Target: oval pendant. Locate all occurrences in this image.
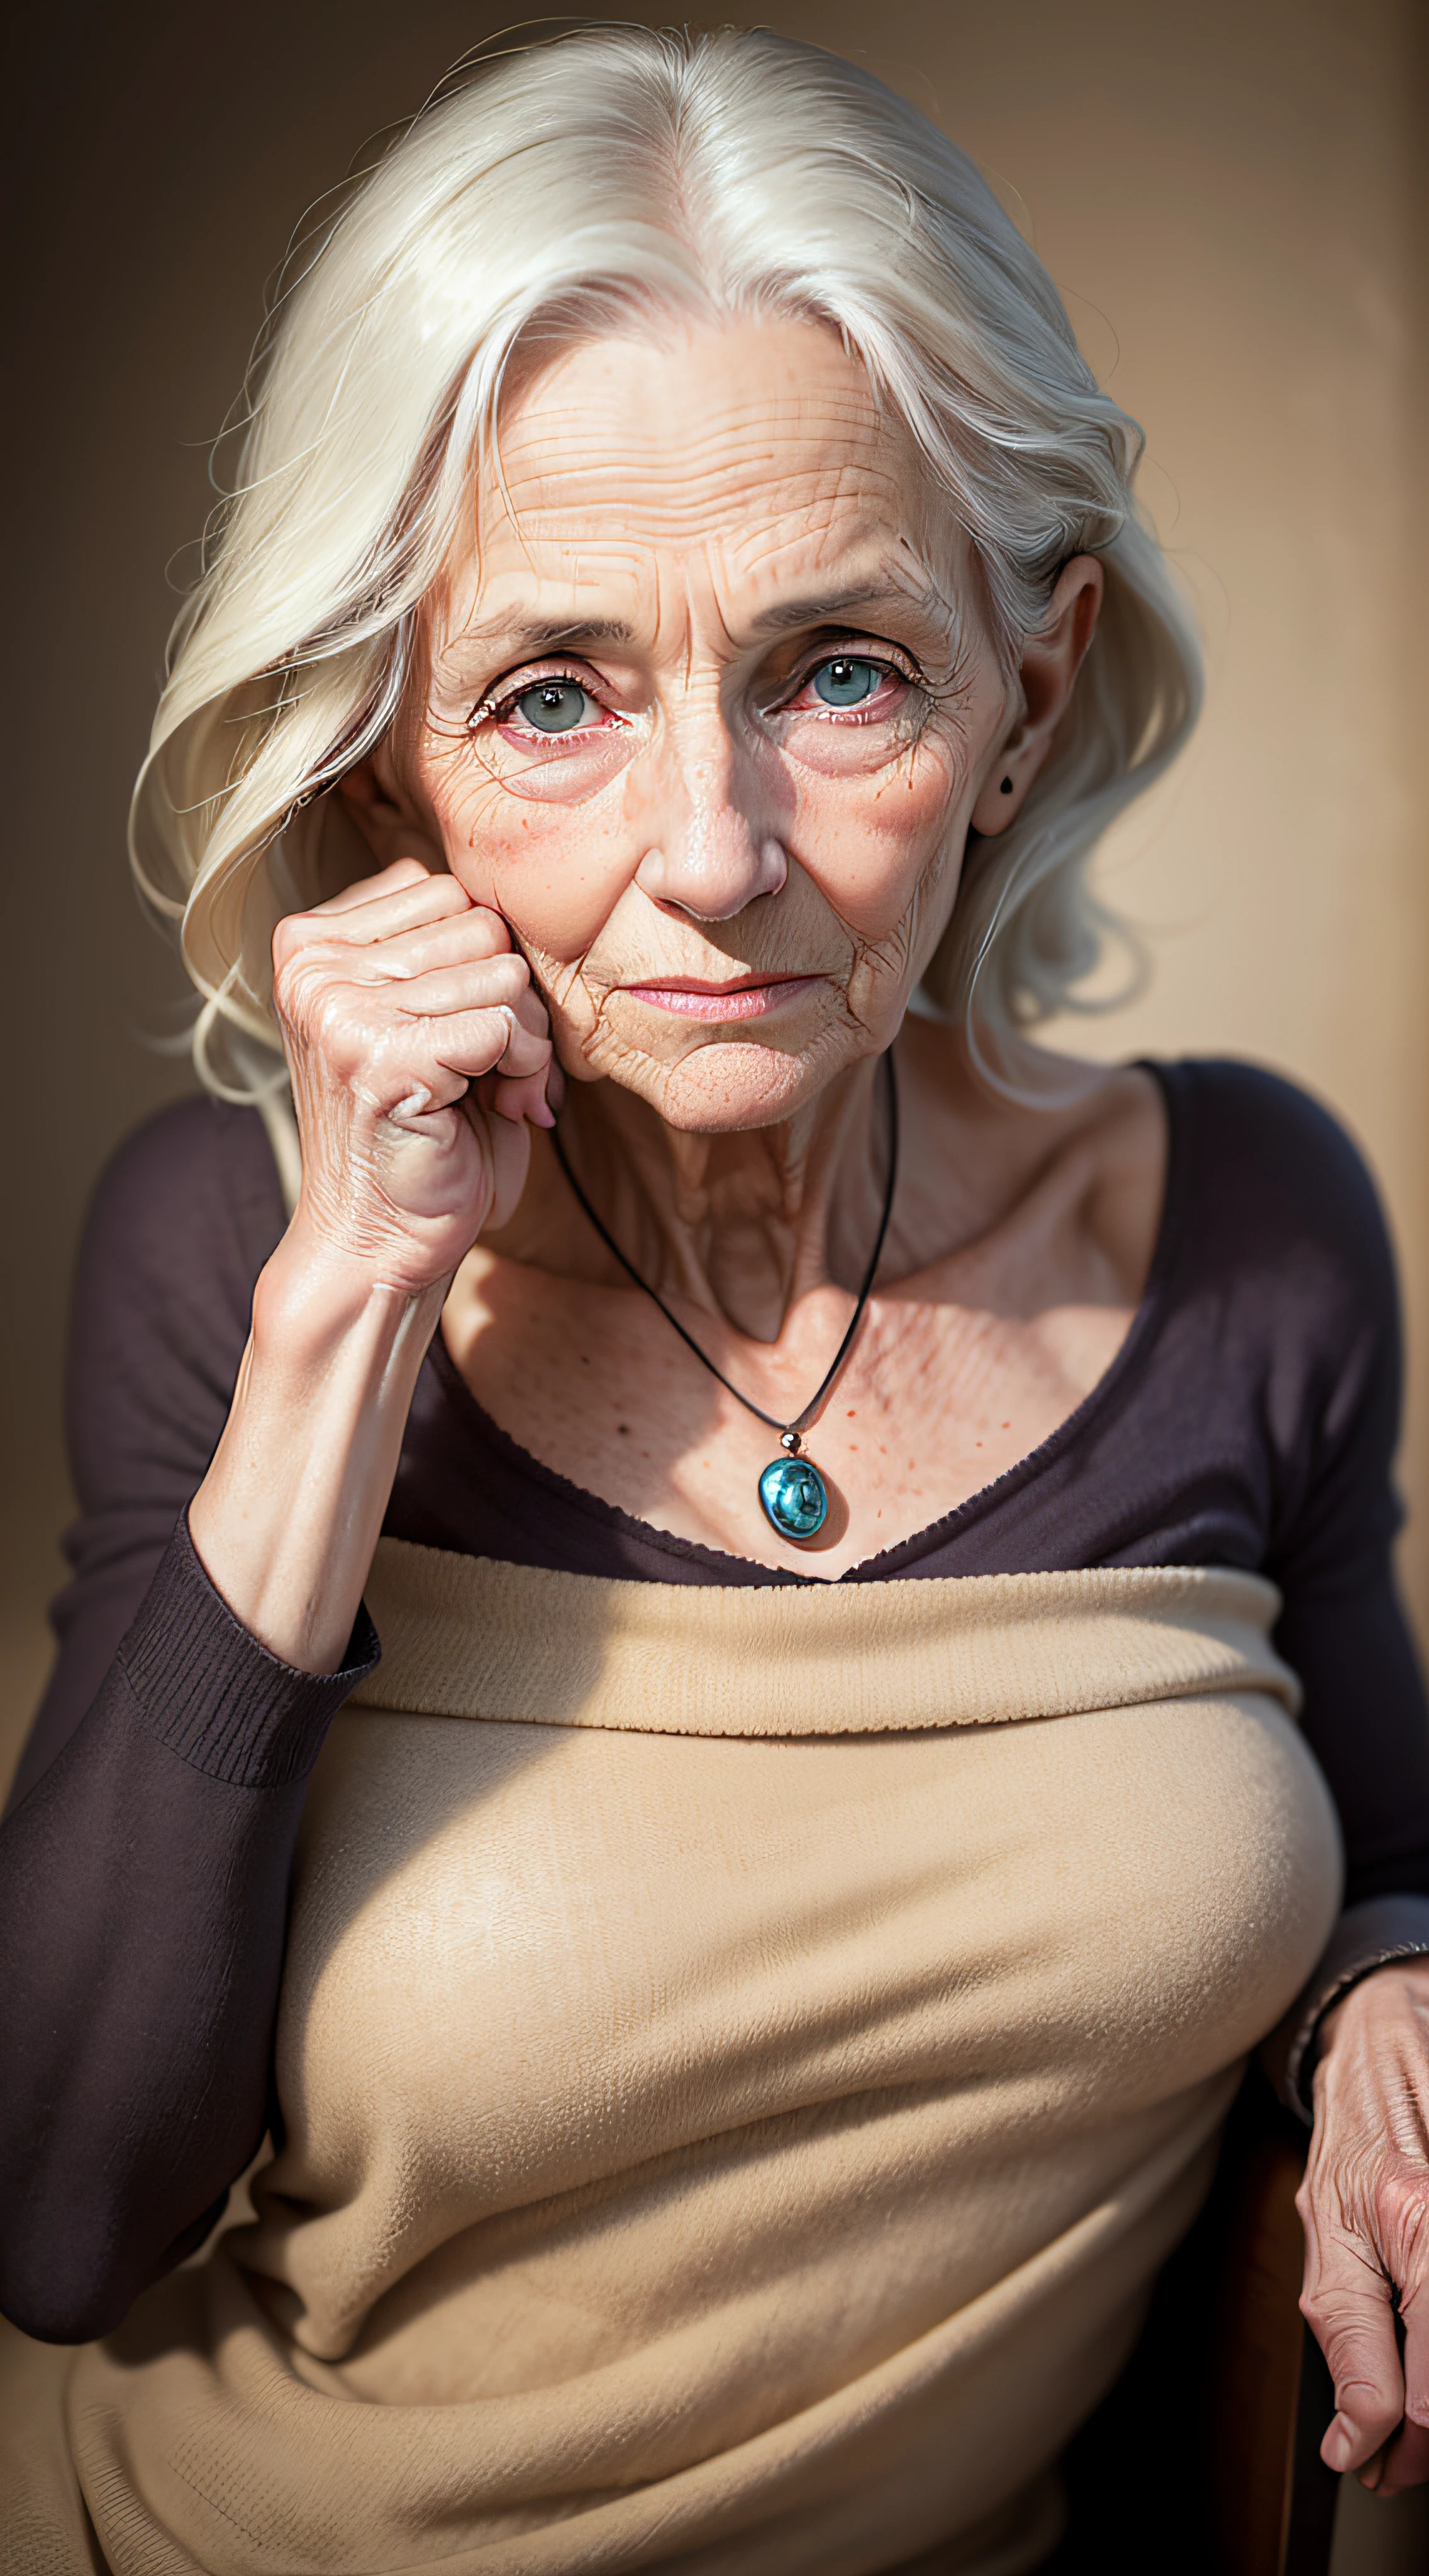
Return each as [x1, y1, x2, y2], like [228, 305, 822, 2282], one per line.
[758, 1453, 830, 1542]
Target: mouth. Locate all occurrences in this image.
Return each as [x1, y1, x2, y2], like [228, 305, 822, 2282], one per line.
[619, 974, 822, 1023]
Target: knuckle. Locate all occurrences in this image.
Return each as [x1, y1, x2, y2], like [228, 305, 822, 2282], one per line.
[1374, 2170, 1429, 2238]
[310, 982, 357, 1052]
[1299, 2279, 1382, 2350]
[1299, 2284, 1344, 2340]
[270, 952, 309, 1027]
[272, 906, 325, 967]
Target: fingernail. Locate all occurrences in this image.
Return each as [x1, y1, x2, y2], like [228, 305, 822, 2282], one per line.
[530, 1102, 555, 1129]
[1323, 2417, 1355, 2472]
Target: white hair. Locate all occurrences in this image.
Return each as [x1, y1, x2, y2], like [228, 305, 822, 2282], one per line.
[132, 22, 1201, 1108]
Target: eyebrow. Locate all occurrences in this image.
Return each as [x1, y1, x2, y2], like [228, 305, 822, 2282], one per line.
[747, 586, 898, 636]
[449, 586, 916, 669]
[464, 615, 638, 657]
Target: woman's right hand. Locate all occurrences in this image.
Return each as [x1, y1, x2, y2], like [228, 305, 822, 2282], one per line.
[188, 858, 556, 1673]
[272, 857, 556, 1294]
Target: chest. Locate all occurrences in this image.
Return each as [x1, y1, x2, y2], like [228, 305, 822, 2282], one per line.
[253, 1675, 1339, 2370]
[442, 1274, 1136, 1575]
[239, 1552, 1340, 2396]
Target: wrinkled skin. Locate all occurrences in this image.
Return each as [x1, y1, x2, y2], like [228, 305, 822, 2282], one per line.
[323, 319, 1095, 1321]
[196, 314, 1429, 2488]
[270, 866, 554, 1289]
[1300, 1962, 1429, 2489]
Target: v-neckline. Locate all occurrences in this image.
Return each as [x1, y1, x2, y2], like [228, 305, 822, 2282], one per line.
[427, 1060, 1187, 1587]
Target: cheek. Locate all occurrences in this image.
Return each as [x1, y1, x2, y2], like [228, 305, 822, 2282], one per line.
[426, 760, 638, 962]
[786, 744, 962, 943]
[417, 721, 965, 964]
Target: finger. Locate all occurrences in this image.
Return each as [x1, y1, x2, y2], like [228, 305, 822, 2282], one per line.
[312, 857, 435, 914]
[482, 1097, 536, 1235]
[350, 1004, 543, 1128]
[345, 909, 516, 982]
[377, 955, 538, 1026]
[293, 872, 478, 948]
[1378, 2270, 1429, 2492]
[1301, 2252, 1407, 2472]
[404, 975, 547, 1045]
[1375, 2409, 1429, 2494]
[274, 890, 474, 994]
[478, 1067, 557, 1130]
[426, 1006, 552, 1087]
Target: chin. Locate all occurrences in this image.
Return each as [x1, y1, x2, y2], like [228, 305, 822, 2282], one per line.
[643, 1035, 857, 1132]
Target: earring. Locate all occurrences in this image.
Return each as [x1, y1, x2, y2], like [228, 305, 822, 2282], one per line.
[999, 775, 1014, 795]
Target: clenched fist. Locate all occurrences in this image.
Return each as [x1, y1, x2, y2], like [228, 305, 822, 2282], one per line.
[272, 858, 556, 1294]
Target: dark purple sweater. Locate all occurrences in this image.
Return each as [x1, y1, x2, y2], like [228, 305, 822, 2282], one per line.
[3, 1058, 1428, 2343]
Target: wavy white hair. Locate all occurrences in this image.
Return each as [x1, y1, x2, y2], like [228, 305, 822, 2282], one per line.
[132, 21, 1201, 1113]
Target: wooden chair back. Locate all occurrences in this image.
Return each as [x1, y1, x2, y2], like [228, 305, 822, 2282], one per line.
[1045, 2074, 1337, 2573]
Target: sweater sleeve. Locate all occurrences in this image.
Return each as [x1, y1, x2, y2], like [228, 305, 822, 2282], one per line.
[1233, 1070, 1429, 2108]
[0, 1101, 379, 2342]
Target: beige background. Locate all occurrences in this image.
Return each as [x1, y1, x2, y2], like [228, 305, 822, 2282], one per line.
[8, 0, 1426, 1705]
[4, 8, 1426, 2552]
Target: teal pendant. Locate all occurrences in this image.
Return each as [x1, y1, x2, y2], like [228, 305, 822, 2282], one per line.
[758, 1452, 829, 1543]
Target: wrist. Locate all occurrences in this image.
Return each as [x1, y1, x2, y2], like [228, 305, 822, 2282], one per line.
[191, 1236, 443, 1674]
[252, 1224, 448, 1370]
[1316, 1957, 1429, 2063]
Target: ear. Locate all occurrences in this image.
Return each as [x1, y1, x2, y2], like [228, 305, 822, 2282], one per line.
[970, 553, 1105, 836]
[335, 740, 448, 875]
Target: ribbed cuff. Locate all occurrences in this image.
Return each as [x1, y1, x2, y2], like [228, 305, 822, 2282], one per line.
[114, 1515, 381, 1790]
[1261, 1891, 1429, 2121]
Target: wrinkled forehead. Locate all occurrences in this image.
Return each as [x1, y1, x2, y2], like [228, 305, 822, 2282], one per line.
[438, 313, 962, 635]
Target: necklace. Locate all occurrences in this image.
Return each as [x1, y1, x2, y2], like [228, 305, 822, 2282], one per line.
[548, 1053, 899, 1545]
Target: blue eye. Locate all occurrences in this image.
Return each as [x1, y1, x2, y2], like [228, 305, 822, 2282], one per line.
[515, 680, 596, 733]
[811, 656, 885, 708]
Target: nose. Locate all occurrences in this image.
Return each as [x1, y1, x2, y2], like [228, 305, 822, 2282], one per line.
[633, 723, 787, 922]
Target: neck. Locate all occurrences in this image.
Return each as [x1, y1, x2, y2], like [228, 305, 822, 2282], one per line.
[490, 1050, 892, 1345]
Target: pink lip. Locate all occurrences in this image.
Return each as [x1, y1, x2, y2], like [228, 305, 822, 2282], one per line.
[621, 975, 820, 1021]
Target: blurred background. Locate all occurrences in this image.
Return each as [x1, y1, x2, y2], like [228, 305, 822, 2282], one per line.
[4, 7, 1427, 2552]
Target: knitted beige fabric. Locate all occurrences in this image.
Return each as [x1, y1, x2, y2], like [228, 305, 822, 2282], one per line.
[37, 1550, 1342, 2574]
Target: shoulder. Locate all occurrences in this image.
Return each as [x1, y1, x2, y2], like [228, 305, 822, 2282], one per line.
[85, 1092, 284, 1228]
[79, 1096, 286, 1302]
[1155, 1058, 1402, 1455]
[1160, 1057, 1396, 1294]
[1164, 1056, 1383, 1196]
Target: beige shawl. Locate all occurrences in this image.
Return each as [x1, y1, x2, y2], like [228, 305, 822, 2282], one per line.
[8, 1550, 1341, 2575]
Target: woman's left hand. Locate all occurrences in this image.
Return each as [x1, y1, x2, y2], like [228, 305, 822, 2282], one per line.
[1298, 1958, 1429, 2491]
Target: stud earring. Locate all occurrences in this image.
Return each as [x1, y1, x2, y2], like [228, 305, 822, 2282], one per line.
[999, 776, 1014, 795]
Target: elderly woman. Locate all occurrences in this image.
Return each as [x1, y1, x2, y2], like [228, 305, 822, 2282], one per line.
[2, 26, 1426, 2574]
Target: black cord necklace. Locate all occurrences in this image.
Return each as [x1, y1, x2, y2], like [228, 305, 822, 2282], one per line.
[548, 1053, 899, 1545]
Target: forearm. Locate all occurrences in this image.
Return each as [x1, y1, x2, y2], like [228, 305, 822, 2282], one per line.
[0, 1524, 376, 2340]
[189, 1228, 447, 1673]
[187, 860, 549, 1671]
